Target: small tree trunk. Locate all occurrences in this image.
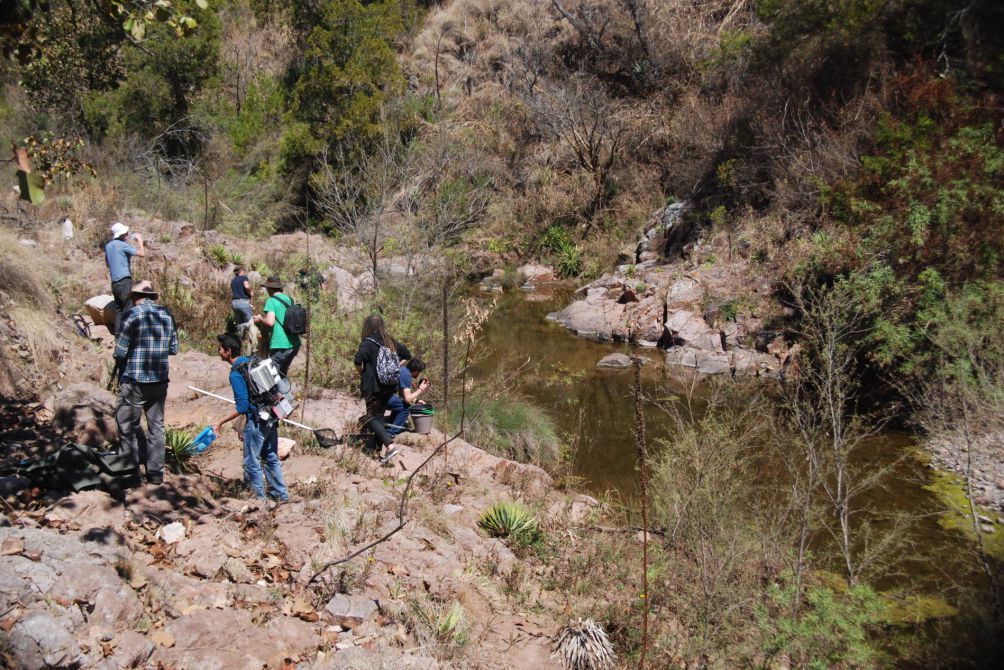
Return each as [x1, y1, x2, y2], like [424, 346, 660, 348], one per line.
[442, 279, 450, 414]
[632, 358, 650, 669]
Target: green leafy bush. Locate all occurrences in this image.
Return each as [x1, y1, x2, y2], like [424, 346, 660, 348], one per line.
[478, 501, 541, 545]
[756, 581, 885, 670]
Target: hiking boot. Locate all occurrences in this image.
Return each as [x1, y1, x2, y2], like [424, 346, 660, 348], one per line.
[379, 447, 401, 465]
[146, 472, 163, 485]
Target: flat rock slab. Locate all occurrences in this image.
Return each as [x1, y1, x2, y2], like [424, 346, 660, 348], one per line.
[156, 608, 318, 670]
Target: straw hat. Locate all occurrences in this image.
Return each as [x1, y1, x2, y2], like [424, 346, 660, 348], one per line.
[110, 222, 129, 239]
[262, 275, 283, 289]
[129, 280, 159, 300]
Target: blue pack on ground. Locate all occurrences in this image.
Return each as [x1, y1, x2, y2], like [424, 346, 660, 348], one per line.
[190, 426, 217, 454]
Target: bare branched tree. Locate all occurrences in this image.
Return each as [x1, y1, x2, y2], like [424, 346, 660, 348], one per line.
[312, 123, 410, 289]
[414, 131, 495, 250]
[785, 280, 891, 586]
[219, 2, 293, 116]
[527, 75, 646, 222]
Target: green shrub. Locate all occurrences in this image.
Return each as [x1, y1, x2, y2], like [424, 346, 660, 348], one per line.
[540, 225, 572, 254]
[208, 244, 229, 268]
[756, 581, 885, 670]
[557, 245, 582, 277]
[478, 501, 541, 545]
[228, 250, 244, 266]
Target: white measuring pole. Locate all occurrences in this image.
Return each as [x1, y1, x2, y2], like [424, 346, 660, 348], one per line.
[187, 385, 316, 432]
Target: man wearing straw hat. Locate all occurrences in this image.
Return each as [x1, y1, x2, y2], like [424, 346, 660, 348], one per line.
[104, 221, 145, 335]
[253, 275, 300, 376]
[113, 281, 178, 486]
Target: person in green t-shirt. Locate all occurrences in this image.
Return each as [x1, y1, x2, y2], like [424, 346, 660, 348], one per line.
[253, 275, 300, 376]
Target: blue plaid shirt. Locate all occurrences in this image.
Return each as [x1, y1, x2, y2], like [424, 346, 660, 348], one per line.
[114, 301, 179, 383]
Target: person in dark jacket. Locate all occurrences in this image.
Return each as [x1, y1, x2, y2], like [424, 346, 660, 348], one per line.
[353, 314, 411, 464]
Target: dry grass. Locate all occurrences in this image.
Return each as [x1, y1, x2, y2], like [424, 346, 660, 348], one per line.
[0, 228, 54, 310]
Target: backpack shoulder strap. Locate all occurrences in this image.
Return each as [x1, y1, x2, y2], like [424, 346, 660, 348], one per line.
[275, 294, 292, 308]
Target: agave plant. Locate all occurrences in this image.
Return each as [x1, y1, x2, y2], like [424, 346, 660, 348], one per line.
[437, 601, 467, 646]
[553, 618, 615, 670]
[165, 427, 196, 470]
[229, 250, 244, 266]
[208, 244, 229, 268]
[477, 501, 540, 544]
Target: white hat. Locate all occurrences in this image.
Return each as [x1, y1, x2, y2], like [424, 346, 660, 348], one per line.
[110, 222, 129, 239]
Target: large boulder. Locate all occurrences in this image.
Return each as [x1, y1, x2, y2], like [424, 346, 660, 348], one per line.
[45, 383, 118, 447]
[519, 264, 556, 284]
[665, 309, 722, 351]
[547, 288, 627, 341]
[7, 611, 84, 670]
[84, 295, 116, 329]
[635, 202, 690, 262]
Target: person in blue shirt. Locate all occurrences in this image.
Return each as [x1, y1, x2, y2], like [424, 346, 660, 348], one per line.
[104, 222, 145, 335]
[211, 332, 288, 502]
[386, 358, 430, 439]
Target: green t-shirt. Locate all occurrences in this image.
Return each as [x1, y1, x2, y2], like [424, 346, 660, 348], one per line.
[264, 293, 301, 350]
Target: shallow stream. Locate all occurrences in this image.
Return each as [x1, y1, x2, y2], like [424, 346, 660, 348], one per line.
[469, 285, 1001, 666]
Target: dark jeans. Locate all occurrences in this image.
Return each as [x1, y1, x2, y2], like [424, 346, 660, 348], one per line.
[111, 276, 133, 336]
[364, 390, 396, 448]
[269, 346, 299, 377]
[116, 380, 167, 479]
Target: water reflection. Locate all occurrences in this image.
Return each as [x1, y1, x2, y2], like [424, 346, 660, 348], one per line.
[471, 285, 1002, 666]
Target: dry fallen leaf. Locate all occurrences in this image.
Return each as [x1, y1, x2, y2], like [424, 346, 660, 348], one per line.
[0, 538, 24, 556]
[291, 598, 313, 614]
[280, 658, 297, 670]
[0, 612, 19, 632]
[296, 611, 320, 623]
[151, 630, 175, 648]
[129, 573, 147, 590]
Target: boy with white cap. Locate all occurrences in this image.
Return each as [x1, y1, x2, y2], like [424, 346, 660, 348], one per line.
[105, 221, 145, 335]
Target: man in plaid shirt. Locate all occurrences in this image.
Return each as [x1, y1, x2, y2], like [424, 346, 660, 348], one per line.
[114, 281, 179, 485]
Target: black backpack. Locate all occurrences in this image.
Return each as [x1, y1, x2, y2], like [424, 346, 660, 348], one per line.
[276, 295, 308, 335]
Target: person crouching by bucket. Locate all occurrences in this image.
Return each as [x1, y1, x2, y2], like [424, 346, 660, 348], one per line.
[387, 357, 431, 439]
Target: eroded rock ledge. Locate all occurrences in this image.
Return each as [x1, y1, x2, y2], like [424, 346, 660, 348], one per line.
[547, 205, 797, 377]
